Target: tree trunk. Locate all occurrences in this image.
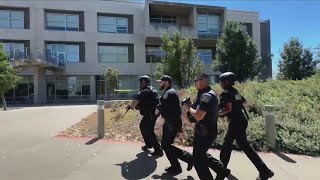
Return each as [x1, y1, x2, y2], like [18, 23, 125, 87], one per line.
[1, 93, 7, 111]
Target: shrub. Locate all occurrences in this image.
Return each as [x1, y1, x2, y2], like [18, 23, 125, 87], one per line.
[175, 74, 320, 156]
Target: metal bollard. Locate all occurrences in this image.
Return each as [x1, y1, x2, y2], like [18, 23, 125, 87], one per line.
[97, 100, 105, 139]
[264, 105, 276, 148]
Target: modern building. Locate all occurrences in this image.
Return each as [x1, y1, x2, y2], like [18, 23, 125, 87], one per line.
[0, 0, 271, 104]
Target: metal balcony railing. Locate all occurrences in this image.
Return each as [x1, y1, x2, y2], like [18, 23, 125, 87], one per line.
[197, 31, 221, 39]
[148, 24, 197, 37]
[8, 47, 65, 67]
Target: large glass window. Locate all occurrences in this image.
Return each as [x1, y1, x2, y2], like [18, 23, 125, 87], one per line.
[4, 76, 33, 102]
[196, 49, 213, 65]
[2, 43, 25, 60]
[46, 44, 80, 64]
[47, 76, 90, 101]
[0, 10, 24, 29]
[150, 15, 177, 25]
[46, 13, 79, 31]
[197, 13, 220, 37]
[146, 47, 165, 63]
[98, 45, 129, 63]
[95, 75, 138, 100]
[98, 16, 128, 33]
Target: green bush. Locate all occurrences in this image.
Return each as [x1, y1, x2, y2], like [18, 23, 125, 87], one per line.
[173, 74, 320, 156]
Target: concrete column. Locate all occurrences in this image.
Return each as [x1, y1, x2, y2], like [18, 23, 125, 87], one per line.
[264, 105, 276, 148]
[90, 75, 96, 102]
[34, 67, 47, 104]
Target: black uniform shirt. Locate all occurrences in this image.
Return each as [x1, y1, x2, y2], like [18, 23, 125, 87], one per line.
[135, 86, 158, 115]
[158, 87, 181, 122]
[190, 86, 219, 136]
[219, 87, 247, 123]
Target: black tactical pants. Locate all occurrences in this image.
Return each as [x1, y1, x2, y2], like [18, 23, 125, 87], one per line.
[161, 120, 190, 168]
[220, 120, 271, 174]
[140, 113, 161, 151]
[193, 124, 226, 180]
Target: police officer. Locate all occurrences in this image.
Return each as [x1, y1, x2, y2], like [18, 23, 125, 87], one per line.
[218, 72, 274, 180]
[128, 75, 163, 156]
[182, 73, 230, 180]
[156, 75, 186, 174]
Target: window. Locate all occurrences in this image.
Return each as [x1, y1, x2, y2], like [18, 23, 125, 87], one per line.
[146, 47, 165, 63]
[46, 13, 79, 31]
[242, 23, 253, 37]
[150, 15, 177, 25]
[196, 49, 213, 65]
[0, 10, 24, 29]
[98, 16, 128, 34]
[98, 45, 129, 63]
[197, 13, 220, 37]
[2, 43, 25, 60]
[46, 44, 80, 64]
[118, 75, 139, 90]
[47, 76, 90, 101]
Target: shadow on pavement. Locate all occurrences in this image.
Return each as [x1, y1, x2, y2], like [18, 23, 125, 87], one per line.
[85, 137, 100, 145]
[273, 151, 297, 163]
[152, 173, 195, 180]
[115, 152, 157, 179]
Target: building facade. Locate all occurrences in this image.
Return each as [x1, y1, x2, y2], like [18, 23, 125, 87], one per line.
[0, 0, 271, 104]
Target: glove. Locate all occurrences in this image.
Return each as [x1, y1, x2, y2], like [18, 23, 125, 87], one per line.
[187, 111, 197, 123]
[126, 104, 132, 110]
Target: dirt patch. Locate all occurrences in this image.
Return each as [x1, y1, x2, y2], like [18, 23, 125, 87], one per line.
[57, 103, 197, 146]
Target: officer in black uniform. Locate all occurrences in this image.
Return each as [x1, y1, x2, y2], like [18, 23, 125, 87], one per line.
[182, 73, 230, 180]
[156, 75, 186, 174]
[218, 72, 274, 180]
[128, 75, 163, 156]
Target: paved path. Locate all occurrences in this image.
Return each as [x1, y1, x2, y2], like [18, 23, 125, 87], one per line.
[0, 106, 319, 180]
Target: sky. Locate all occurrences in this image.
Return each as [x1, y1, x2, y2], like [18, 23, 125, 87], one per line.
[137, 0, 320, 76]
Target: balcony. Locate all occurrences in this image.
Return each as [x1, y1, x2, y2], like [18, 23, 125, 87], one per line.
[8, 48, 65, 70]
[147, 24, 197, 38]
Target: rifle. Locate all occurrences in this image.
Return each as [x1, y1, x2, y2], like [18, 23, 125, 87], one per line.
[118, 90, 140, 121]
[120, 106, 131, 120]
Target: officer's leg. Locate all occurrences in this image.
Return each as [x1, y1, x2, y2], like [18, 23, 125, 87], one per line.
[219, 128, 236, 167]
[161, 123, 181, 169]
[147, 114, 161, 151]
[235, 129, 271, 174]
[139, 116, 151, 148]
[192, 135, 214, 180]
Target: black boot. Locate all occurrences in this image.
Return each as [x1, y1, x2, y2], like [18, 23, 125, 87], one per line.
[256, 170, 274, 180]
[141, 145, 152, 151]
[165, 166, 182, 174]
[216, 168, 231, 180]
[151, 149, 164, 157]
[187, 162, 193, 171]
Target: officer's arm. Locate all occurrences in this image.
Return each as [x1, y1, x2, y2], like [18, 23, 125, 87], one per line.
[158, 91, 170, 118]
[189, 108, 206, 121]
[130, 99, 140, 109]
[188, 94, 212, 121]
[218, 103, 232, 116]
[218, 93, 233, 116]
[129, 91, 142, 109]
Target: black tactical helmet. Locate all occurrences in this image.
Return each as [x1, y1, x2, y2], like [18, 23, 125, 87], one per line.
[219, 72, 237, 84]
[139, 75, 151, 84]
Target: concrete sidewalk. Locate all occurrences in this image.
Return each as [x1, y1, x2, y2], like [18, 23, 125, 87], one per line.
[0, 105, 319, 180]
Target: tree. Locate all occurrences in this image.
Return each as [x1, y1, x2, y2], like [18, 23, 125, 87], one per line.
[156, 32, 204, 88]
[0, 43, 21, 111]
[213, 21, 262, 82]
[102, 67, 118, 95]
[278, 38, 319, 80]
